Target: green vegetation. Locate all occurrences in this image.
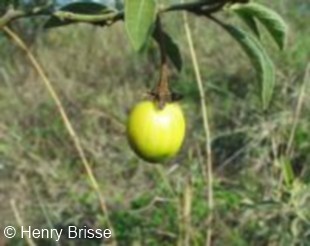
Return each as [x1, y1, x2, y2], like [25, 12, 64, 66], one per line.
[0, 0, 309, 245]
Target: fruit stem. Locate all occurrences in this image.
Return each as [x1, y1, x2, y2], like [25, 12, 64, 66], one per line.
[152, 17, 172, 109]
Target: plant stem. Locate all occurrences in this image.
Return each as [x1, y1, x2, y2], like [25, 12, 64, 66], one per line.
[286, 63, 310, 156]
[163, 1, 223, 13]
[182, 10, 214, 246]
[3, 27, 117, 246]
[152, 17, 171, 108]
[11, 200, 36, 246]
[0, 5, 52, 28]
[0, 1, 228, 29]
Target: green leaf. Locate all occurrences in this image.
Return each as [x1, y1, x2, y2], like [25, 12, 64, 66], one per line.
[279, 156, 294, 187]
[54, 0, 118, 9]
[222, 24, 275, 109]
[153, 30, 183, 72]
[234, 11, 260, 38]
[231, 3, 288, 50]
[125, 0, 157, 51]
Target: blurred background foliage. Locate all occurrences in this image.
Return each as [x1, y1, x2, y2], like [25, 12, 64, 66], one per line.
[0, 0, 310, 245]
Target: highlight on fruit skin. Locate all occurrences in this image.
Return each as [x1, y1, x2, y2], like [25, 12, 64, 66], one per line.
[126, 100, 186, 163]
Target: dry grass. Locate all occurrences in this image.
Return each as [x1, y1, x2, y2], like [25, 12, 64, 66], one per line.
[0, 0, 310, 245]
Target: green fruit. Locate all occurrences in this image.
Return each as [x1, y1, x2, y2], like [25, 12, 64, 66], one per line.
[126, 100, 186, 163]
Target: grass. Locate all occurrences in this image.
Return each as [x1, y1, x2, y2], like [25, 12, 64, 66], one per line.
[0, 0, 310, 245]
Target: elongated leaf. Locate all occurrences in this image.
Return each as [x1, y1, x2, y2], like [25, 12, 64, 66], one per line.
[53, 0, 118, 9]
[223, 24, 275, 109]
[280, 156, 294, 187]
[231, 3, 288, 50]
[125, 0, 157, 51]
[153, 30, 183, 72]
[234, 11, 260, 38]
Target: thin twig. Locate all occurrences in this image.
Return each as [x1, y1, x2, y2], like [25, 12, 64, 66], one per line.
[182, 10, 214, 246]
[152, 17, 172, 108]
[182, 178, 192, 246]
[3, 27, 117, 245]
[286, 63, 310, 156]
[11, 199, 36, 246]
[0, 5, 52, 28]
[0, 1, 228, 28]
[32, 183, 61, 246]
